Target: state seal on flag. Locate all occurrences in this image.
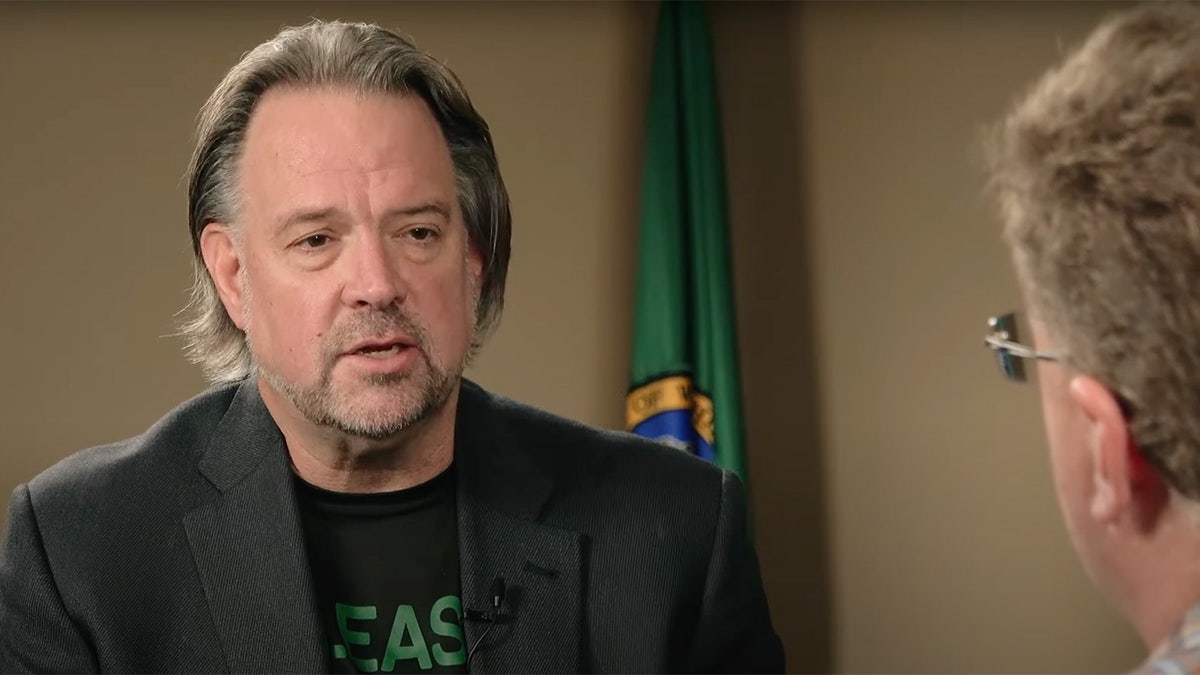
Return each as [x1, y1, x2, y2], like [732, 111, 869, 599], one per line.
[625, 374, 715, 461]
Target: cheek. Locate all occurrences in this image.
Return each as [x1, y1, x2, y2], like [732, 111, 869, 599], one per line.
[244, 271, 331, 362]
[1039, 375, 1073, 474]
[1037, 372, 1092, 524]
[413, 268, 477, 345]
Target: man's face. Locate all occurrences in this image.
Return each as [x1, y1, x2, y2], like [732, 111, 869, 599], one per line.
[228, 86, 481, 439]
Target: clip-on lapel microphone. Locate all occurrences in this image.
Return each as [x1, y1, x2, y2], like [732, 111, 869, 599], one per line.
[465, 577, 506, 666]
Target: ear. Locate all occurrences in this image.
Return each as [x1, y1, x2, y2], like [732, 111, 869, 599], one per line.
[466, 239, 484, 300]
[1070, 375, 1168, 527]
[199, 223, 248, 330]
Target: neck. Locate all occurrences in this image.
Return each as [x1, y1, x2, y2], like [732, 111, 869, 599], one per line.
[1120, 506, 1200, 654]
[258, 377, 460, 493]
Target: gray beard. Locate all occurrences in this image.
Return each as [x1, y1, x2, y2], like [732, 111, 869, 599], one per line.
[259, 357, 459, 440]
[240, 262, 480, 440]
[251, 305, 465, 440]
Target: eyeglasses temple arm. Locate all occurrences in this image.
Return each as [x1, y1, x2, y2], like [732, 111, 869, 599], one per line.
[984, 336, 1058, 361]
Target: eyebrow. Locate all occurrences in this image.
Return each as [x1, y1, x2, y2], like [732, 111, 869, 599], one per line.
[383, 202, 452, 222]
[273, 202, 452, 236]
[274, 207, 340, 236]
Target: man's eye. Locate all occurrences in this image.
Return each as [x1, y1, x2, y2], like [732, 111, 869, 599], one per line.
[299, 234, 330, 248]
[408, 227, 435, 242]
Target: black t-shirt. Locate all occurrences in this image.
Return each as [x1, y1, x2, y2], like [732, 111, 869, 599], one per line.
[295, 465, 466, 674]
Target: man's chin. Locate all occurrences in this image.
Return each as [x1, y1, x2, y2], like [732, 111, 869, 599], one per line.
[324, 417, 418, 441]
[323, 384, 454, 438]
[260, 361, 462, 440]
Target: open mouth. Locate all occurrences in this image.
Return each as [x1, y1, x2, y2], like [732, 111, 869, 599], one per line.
[352, 342, 409, 358]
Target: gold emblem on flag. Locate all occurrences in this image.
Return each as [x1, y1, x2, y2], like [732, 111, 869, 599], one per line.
[625, 374, 715, 445]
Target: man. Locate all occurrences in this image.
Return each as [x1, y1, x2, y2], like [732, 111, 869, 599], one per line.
[984, 3, 1200, 672]
[0, 20, 783, 674]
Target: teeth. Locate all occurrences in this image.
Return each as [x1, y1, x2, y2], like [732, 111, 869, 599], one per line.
[356, 344, 402, 357]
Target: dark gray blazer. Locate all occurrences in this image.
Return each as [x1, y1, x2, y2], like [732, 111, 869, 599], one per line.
[0, 379, 784, 673]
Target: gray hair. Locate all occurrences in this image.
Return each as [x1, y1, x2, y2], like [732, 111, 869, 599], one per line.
[179, 19, 512, 382]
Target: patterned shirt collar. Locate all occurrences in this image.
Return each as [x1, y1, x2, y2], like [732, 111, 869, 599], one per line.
[1138, 603, 1200, 675]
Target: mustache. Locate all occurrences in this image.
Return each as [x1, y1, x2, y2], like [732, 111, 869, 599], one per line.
[323, 308, 430, 357]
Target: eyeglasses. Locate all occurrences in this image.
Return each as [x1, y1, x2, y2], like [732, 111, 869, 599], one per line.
[983, 311, 1059, 383]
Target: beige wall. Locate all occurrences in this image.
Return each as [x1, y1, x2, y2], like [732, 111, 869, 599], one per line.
[0, 2, 1147, 672]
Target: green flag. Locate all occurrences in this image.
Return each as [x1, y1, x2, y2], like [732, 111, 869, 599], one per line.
[626, 0, 746, 482]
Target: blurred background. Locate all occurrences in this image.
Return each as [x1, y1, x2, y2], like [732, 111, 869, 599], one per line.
[0, 1, 1144, 672]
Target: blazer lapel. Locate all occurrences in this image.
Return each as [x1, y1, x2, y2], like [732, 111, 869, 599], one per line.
[183, 380, 325, 674]
[455, 382, 585, 674]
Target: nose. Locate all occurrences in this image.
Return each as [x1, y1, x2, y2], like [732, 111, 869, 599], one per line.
[342, 233, 407, 309]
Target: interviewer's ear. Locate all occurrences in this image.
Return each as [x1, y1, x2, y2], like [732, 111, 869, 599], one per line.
[1069, 375, 1167, 527]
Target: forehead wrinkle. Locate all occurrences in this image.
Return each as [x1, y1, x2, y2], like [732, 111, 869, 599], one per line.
[239, 88, 458, 234]
[362, 166, 454, 221]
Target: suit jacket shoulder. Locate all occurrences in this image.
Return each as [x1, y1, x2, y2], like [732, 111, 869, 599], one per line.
[2, 381, 257, 673]
[463, 378, 725, 498]
[454, 380, 783, 673]
[26, 381, 240, 534]
[459, 380, 730, 555]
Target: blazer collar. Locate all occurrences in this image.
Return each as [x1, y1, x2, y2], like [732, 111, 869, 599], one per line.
[454, 380, 585, 673]
[454, 379, 554, 519]
[185, 379, 326, 673]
